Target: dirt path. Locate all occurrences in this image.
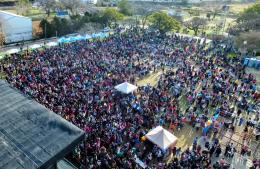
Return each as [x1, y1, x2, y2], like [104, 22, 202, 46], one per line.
[136, 71, 163, 87]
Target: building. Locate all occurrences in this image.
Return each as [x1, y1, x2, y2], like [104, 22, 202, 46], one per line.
[0, 10, 32, 44]
[0, 80, 85, 169]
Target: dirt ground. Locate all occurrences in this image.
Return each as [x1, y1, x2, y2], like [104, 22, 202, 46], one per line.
[137, 71, 163, 87]
[136, 70, 202, 150]
[136, 68, 259, 160]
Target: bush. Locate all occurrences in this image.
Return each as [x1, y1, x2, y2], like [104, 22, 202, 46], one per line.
[227, 53, 237, 59]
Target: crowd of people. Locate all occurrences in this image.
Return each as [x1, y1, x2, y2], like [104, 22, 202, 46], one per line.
[1, 29, 259, 169]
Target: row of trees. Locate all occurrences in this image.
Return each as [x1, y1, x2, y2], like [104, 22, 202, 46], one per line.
[229, 2, 260, 52]
[16, 0, 137, 18]
[16, 0, 88, 16]
[39, 6, 211, 38]
[39, 8, 125, 38]
[229, 2, 260, 36]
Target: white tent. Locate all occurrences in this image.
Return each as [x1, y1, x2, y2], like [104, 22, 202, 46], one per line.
[6, 48, 20, 54]
[145, 126, 178, 150]
[46, 42, 58, 47]
[115, 82, 138, 94]
[29, 44, 42, 49]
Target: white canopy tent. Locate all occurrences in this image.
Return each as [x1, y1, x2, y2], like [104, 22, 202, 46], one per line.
[6, 48, 20, 54]
[145, 126, 178, 150]
[115, 82, 138, 94]
[29, 44, 42, 49]
[46, 42, 58, 47]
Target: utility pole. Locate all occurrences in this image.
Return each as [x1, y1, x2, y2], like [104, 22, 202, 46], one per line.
[44, 22, 47, 45]
[0, 23, 5, 48]
[45, 22, 47, 37]
[222, 4, 229, 35]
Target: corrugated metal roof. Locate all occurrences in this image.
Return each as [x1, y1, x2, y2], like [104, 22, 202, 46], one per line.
[0, 10, 30, 20]
[0, 80, 84, 169]
[0, 10, 31, 20]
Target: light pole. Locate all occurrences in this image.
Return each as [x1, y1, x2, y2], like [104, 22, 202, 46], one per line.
[243, 40, 247, 58]
[222, 4, 229, 36]
[0, 23, 5, 48]
[44, 22, 47, 39]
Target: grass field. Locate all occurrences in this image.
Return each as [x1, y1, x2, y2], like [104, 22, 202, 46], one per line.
[136, 59, 259, 155]
[229, 3, 255, 14]
[136, 69, 201, 150]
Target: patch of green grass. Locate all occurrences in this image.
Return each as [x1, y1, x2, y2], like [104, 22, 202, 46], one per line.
[0, 72, 6, 80]
[0, 53, 5, 60]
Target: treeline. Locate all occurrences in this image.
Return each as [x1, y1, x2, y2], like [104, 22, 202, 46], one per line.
[39, 9, 123, 38]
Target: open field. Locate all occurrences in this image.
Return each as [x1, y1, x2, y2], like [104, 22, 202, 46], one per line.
[136, 57, 259, 159]
[229, 3, 256, 14]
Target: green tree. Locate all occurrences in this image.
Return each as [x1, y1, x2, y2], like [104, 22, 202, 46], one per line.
[230, 2, 260, 35]
[59, 0, 83, 15]
[184, 17, 207, 36]
[16, 0, 31, 15]
[36, 0, 56, 17]
[70, 14, 84, 30]
[133, 7, 155, 31]
[50, 17, 72, 36]
[101, 8, 124, 27]
[149, 12, 181, 34]
[118, 0, 133, 16]
[237, 2, 260, 23]
[60, 18, 71, 35]
[51, 17, 62, 36]
[243, 2, 260, 15]
[39, 19, 54, 38]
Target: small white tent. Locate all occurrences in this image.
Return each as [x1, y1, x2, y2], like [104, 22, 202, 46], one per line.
[46, 41, 58, 47]
[6, 48, 20, 54]
[115, 82, 137, 94]
[29, 44, 42, 49]
[145, 126, 178, 150]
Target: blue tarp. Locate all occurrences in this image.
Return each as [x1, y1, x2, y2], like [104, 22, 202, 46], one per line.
[85, 34, 92, 39]
[256, 60, 260, 69]
[91, 32, 109, 39]
[57, 11, 69, 17]
[243, 58, 260, 69]
[58, 32, 109, 44]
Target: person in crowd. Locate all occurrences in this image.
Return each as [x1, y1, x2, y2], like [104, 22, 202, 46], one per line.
[0, 28, 258, 168]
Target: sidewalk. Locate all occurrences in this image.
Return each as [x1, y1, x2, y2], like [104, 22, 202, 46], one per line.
[0, 37, 57, 53]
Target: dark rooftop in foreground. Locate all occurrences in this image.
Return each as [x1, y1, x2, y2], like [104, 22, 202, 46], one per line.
[0, 80, 85, 169]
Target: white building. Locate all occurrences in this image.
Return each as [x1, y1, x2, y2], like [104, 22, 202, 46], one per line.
[0, 11, 32, 44]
